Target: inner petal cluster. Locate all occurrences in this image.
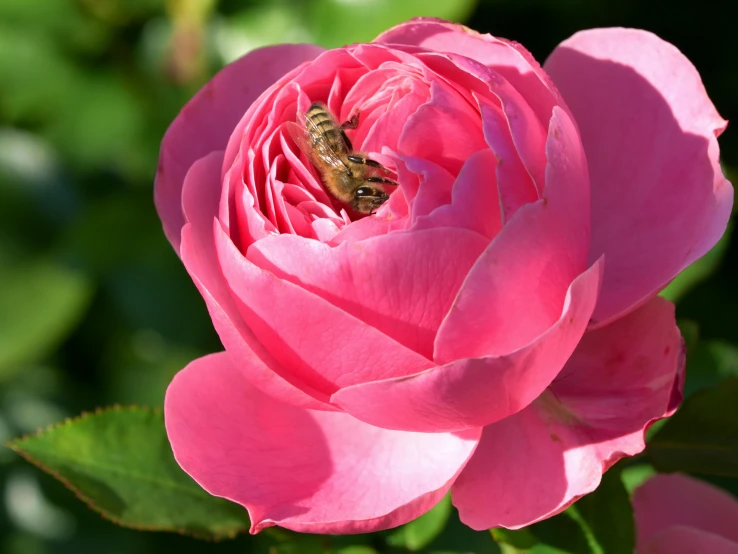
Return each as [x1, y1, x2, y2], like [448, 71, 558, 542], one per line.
[222, 43, 543, 253]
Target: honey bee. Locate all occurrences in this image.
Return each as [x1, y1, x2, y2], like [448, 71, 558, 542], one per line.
[287, 102, 397, 214]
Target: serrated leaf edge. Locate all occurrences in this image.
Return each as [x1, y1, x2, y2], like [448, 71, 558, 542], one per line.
[5, 404, 247, 541]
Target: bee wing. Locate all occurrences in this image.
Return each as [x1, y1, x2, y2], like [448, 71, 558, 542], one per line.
[285, 121, 316, 162]
[286, 116, 348, 172]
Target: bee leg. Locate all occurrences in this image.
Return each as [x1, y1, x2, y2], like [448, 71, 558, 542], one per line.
[340, 113, 360, 130]
[347, 155, 392, 175]
[340, 113, 359, 151]
[366, 176, 399, 186]
[341, 129, 353, 152]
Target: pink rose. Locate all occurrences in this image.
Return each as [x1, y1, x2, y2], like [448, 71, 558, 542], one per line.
[633, 474, 738, 553]
[156, 18, 732, 534]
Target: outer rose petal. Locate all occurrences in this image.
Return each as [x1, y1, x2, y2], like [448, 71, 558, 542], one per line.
[545, 28, 733, 325]
[332, 258, 602, 433]
[180, 152, 331, 409]
[155, 44, 323, 251]
[216, 224, 434, 394]
[452, 297, 683, 529]
[247, 227, 488, 359]
[435, 106, 590, 360]
[640, 527, 738, 554]
[633, 474, 738, 548]
[165, 352, 481, 534]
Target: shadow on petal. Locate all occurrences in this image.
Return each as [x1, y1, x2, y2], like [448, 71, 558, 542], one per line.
[452, 297, 684, 530]
[165, 352, 480, 534]
[545, 30, 733, 325]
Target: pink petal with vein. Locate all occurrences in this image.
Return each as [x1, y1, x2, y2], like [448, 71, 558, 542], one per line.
[332, 259, 602, 432]
[247, 227, 488, 359]
[435, 106, 589, 361]
[180, 152, 330, 409]
[545, 28, 733, 324]
[453, 297, 683, 529]
[156, 44, 323, 251]
[215, 225, 434, 394]
[165, 352, 480, 534]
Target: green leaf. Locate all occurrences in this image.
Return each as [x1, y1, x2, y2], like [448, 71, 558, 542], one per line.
[418, 506, 499, 553]
[527, 510, 590, 554]
[525, 546, 571, 554]
[660, 220, 733, 303]
[492, 528, 570, 553]
[683, 338, 738, 397]
[647, 377, 738, 477]
[270, 540, 325, 554]
[0, 260, 91, 381]
[491, 528, 540, 550]
[387, 493, 452, 550]
[620, 464, 656, 495]
[520, 468, 633, 553]
[7, 406, 250, 539]
[265, 532, 377, 554]
[677, 318, 700, 353]
[311, 0, 477, 48]
[573, 468, 635, 554]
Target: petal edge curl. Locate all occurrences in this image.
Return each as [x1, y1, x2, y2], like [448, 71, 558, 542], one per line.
[331, 258, 603, 433]
[452, 296, 684, 530]
[545, 27, 733, 325]
[155, 44, 323, 252]
[165, 352, 480, 534]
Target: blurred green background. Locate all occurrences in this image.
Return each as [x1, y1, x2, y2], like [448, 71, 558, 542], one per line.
[1, 0, 736, 553]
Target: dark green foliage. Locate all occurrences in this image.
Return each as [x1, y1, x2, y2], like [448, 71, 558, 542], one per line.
[648, 378, 738, 477]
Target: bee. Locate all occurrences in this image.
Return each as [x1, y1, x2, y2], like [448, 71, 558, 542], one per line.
[287, 102, 397, 214]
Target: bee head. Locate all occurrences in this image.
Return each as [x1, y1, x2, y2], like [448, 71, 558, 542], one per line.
[351, 186, 390, 214]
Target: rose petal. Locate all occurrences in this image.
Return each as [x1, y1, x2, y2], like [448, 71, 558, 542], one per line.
[328, 214, 396, 244]
[247, 227, 488, 359]
[180, 152, 330, 409]
[411, 148, 502, 239]
[215, 224, 434, 394]
[452, 296, 683, 529]
[476, 94, 538, 222]
[398, 79, 487, 175]
[544, 28, 733, 325]
[361, 81, 429, 156]
[401, 155, 456, 221]
[377, 48, 542, 219]
[156, 44, 323, 251]
[376, 18, 568, 140]
[417, 51, 549, 195]
[641, 527, 738, 554]
[389, 153, 451, 209]
[332, 258, 602, 433]
[633, 474, 738, 548]
[226, 147, 275, 250]
[165, 352, 481, 534]
[435, 106, 589, 361]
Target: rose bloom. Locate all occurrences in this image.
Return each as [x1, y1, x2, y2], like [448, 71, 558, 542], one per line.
[633, 474, 738, 553]
[155, 18, 732, 533]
